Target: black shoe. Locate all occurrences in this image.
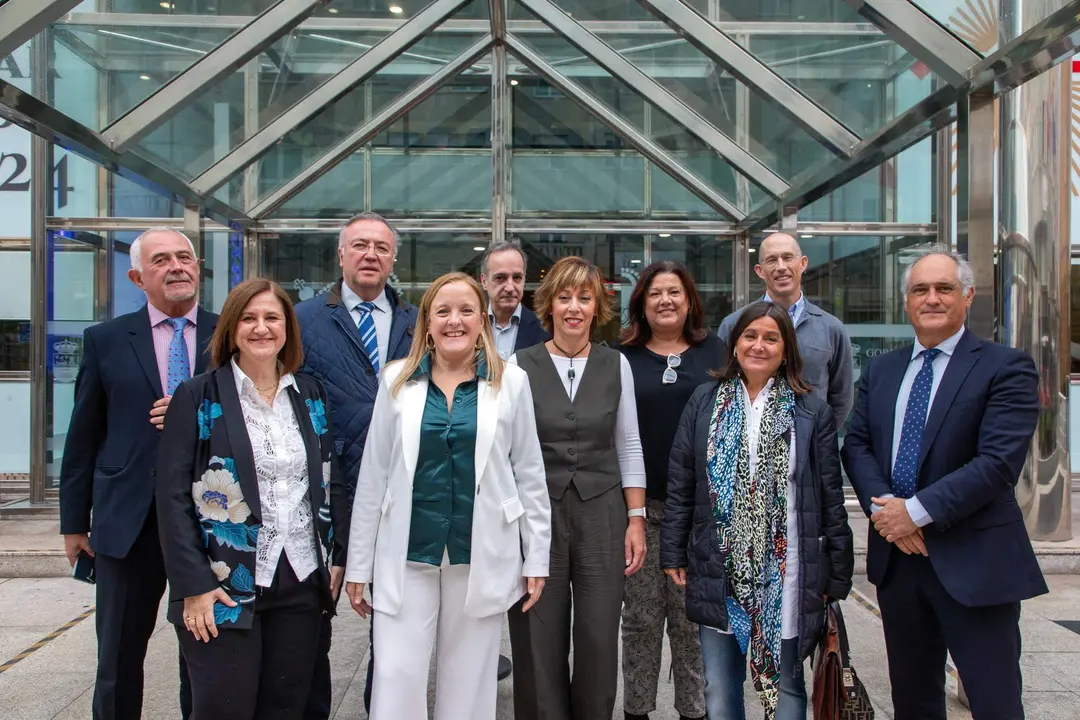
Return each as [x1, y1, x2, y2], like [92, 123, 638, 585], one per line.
[624, 714, 649, 720]
[497, 654, 512, 681]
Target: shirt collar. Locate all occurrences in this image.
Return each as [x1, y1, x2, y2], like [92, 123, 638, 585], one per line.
[488, 303, 522, 327]
[738, 377, 775, 410]
[763, 292, 804, 317]
[148, 302, 198, 328]
[408, 351, 490, 382]
[230, 356, 298, 396]
[341, 282, 390, 315]
[911, 326, 966, 361]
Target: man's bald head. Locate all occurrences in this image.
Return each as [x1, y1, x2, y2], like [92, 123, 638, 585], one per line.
[754, 232, 808, 307]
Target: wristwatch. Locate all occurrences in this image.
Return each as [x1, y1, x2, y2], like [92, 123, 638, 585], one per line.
[628, 507, 647, 520]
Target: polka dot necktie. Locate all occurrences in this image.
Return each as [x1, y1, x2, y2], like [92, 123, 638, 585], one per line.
[355, 302, 380, 375]
[166, 317, 191, 395]
[891, 348, 941, 498]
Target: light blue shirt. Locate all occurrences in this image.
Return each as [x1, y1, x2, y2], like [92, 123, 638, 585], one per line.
[341, 282, 391, 370]
[763, 292, 805, 326]
[488, 303, 522, 360]
[877, 325, 967, 527]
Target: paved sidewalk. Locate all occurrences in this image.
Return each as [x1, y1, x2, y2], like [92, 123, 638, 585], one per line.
[0, 575, 1078, 719]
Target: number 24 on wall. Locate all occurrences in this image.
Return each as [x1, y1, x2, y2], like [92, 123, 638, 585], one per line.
[0, 119, 77, 209]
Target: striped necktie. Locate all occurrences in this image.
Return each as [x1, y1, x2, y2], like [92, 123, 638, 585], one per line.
[356, 302, 380, 374]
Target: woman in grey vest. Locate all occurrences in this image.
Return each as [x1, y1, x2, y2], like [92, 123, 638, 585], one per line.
[507, 256, 648, 720]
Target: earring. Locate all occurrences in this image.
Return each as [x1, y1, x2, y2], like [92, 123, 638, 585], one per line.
[426, 333, 435, 350]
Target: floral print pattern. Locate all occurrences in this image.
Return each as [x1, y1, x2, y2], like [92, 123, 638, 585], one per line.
[210, 560, 231, 582]
[198, 400, 222, 440]
[307, 398, 327, 436]
[192, 468, 251, 523]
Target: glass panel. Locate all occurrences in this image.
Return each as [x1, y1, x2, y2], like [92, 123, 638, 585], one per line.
[713, 0, 865, 23]
[256, 34, 489, 205]
[510, 32, 747, 212]
[269, 155, 366, 219]
[105, 0, 489, 19]
[512, 0, 708, 21]
[909, 0, 1000, 54]
[651, 235, 735, 327]
[1072, 257, 1080, 374]
[798, 137, 933, 222]
[372, 152, 491, 212]
[513, 154, 644, 213]
[650, 164, 723, 218]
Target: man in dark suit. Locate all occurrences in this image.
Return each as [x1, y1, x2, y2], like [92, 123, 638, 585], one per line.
[479, 238, 549, 682]
[295, 212, 418, 718]
[60, 228, 217, 720]
[841, 245, 1047, 720]
[480, 240, 549, 361]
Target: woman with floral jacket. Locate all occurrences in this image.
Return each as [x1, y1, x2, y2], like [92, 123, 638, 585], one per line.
[157, 278, 343, 720]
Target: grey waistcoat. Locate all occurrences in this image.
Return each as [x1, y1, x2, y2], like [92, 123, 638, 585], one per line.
[516, 343, 622, 501]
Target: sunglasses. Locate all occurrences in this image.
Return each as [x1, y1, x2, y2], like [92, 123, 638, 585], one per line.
[662, 354, 682, 385]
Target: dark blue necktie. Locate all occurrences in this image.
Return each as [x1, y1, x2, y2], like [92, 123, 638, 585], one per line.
[166, 317, 191, 395]
[891, 348, 941, 498]
[355, 302, 380, 374]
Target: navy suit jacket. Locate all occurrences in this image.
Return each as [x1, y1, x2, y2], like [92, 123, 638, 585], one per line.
[59, 305, 218, 559]
[513, 305, 550, 352]
[841, 329, 1047, 607]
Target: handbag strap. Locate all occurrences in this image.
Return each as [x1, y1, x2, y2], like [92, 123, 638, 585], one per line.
[828, 600, 861, 700]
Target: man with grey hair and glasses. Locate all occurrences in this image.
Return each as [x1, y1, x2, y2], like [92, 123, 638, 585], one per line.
[718, 231, 853, 430]
[60, 227, 214, 719]
[295, 212, 418, 718]
[842, 245, 1046, 719]
[480, 240, 549, 360]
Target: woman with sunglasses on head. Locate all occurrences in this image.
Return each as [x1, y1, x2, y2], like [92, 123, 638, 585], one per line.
[618, 261, 725, 720]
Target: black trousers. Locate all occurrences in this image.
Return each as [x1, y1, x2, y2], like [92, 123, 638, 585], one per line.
[93, 509, 191, 720]
[877, 550, 1024, 720]
[303, 588, 373, 719]
[178, 559, 323, 720]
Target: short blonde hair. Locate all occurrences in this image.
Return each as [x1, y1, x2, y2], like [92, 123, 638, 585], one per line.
[533, 256, 613, 334]
[391, 272, 504, 397]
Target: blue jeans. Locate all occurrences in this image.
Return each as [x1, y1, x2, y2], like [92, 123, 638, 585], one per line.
[699, 628, 807, 720]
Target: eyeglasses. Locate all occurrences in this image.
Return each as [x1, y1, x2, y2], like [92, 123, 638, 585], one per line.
[662, 353, 682, 385]
[349, 240, 394, 257]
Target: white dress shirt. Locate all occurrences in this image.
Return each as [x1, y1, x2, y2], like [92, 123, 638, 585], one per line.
[488, 303, 523, 360]
[231, 359, 319, 587]
[709, 379, 799, 639]
[341, 282, 392, 370]
[509, 351, 647, 489]
[884, 326, 968, 527]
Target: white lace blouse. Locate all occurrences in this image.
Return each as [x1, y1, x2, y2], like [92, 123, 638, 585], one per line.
[231, 359, 319, 588]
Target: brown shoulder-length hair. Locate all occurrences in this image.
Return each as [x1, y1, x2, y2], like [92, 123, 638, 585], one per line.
[209, 278, 304, 374]
[711, 301, 809, 394]
[391, 272, 504, 397]
[620, 261, 707, 347]
[533, 256, 614, 334]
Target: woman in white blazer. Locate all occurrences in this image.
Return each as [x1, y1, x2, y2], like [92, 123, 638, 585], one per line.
[344, 272, 551, 720]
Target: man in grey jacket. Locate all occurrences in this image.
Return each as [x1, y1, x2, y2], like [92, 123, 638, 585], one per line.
[718, 232, 854, 429]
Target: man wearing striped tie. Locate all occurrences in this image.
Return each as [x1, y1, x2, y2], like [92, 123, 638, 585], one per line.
[59, 228, 217, 719]
[295, 212, 418, 719]
[717, 232, 854, 430]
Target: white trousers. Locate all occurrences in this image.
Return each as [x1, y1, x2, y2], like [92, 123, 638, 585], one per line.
[370, 559, 503, 720]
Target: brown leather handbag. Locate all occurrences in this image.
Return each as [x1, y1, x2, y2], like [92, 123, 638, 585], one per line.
[811, 601, 875, 720]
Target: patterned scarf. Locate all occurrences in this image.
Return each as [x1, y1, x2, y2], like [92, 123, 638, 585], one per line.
[705, 375, 795, 718]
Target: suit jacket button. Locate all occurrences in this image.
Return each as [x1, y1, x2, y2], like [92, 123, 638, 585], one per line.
[567, 412, 575, 420]
[568, 448, 576, 456]
[149, 468, 156, 477]
[366, 368, 374, 376]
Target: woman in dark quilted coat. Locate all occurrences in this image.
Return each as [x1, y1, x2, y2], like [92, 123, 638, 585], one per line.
[660, 301, 853, 720]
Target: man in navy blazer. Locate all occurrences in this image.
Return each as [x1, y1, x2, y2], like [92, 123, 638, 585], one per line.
[59, 228, 217, 720]
[295, 212, 418, 718]
[480, 240, 550, 361]
[842, 246, 1047, 720]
